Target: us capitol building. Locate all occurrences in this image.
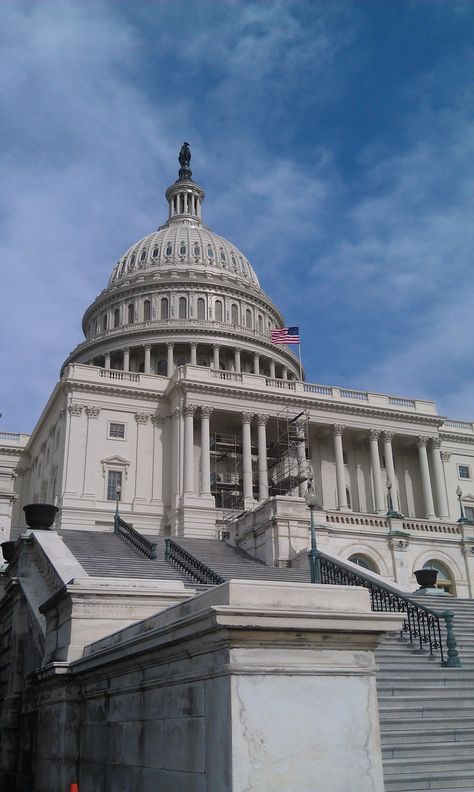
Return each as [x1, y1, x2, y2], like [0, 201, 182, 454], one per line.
[2, 143, 474, 596]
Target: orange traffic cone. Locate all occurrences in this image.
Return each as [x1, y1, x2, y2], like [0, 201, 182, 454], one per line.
[70, 785, 79, 792]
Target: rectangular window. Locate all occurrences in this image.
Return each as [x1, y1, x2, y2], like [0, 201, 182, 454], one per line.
[465, 506, 474, 522]
[107, 470, 122, 501]
[458, 464, 471, 480]
[109, 422, 125, 439]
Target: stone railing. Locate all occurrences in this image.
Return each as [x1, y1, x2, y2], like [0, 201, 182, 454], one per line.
[0, 432, 29, 444]
[401, 519, 462, 536]
[442, 419, 474, 433]
[325, 512, 389, 529]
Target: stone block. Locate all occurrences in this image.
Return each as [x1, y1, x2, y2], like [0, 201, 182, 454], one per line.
[141, 720, 163, 769]
[104, 763, 142, 792]
[141, 767, 206, 792]
[107, 690, 143, 722]
[162, 717, 205, 772]
[107, 721, 143, 766]
[143, 681, 204, 720]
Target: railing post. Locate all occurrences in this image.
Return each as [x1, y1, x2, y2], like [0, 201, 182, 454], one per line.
[442, 610, 462, 668]
[164, 538, 171, 562]
[150, 543, 157, 560]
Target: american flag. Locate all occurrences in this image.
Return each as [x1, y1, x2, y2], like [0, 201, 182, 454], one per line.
[271, 326, 300, 345]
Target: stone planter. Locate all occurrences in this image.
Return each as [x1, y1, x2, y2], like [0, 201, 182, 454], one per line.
[414, 568, 438, 588]
[1, 541, 16, 563]
[23, 503, 58, 529]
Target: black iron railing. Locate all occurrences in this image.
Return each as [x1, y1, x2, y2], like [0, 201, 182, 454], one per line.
[318, 552, 461, 667]
[114, 515, 157, 560]
[164, 539, 224, 585]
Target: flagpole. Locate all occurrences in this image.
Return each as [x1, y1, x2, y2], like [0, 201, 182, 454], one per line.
[298, 342, 303, 381]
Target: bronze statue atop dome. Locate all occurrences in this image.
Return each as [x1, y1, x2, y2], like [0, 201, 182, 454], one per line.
[178, 142, 191, 168]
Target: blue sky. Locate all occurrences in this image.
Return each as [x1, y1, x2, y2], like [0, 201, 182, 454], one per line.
[1, 0, 473, 432]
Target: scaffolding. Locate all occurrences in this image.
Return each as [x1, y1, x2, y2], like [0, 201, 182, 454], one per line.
[211, 406, 311, 529]
[268, 407, 311, 497]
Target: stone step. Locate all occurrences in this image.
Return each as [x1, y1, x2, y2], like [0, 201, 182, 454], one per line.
[384, 756, 474, 775]
[381, 728, 474, 745]
[378, 686, 471, 698]
[379, 715, 474, 731]
[383, 767, 474, 791]
[382, 741, 474, 759]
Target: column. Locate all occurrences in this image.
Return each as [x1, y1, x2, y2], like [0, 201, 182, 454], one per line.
[167, 342, 174, 377]
[190, 342, 197, 366]
[200, 407, 213, 495]
[183, 405, 196, 494]
[369, 429, 385, 514]
[170, 405, 180, 504]
[151, 416, 164, 502]
[441, 451, 451, 518]
[269, 360, 276, 378]
[382, 431, 396, 505]
[242, 412, 254, 503]
[144, 344, 151, 374]
[83, 406, 100, 497]
[122, 347, 130, 372]
[282, 367, 288, 380]
[257, 415, 269, 501]
[213, 344, 220, 370]
[333, 424, 348, 510]
[253, 354, 260, 375]
[134, 413, 151, 502]
[430, 438, 449, 519]
[104, 353, 111, 370]
[234, 347, 241, 373]
[417, 436, 436, 519]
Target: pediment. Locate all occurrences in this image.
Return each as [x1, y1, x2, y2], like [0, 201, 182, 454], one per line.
[101, 455, 130, 466]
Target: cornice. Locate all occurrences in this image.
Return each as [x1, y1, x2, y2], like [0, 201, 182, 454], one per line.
[0, 446, 25, 457]
[439, 431, 474, 445]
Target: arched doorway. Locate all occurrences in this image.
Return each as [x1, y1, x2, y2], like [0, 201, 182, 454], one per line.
[422, 560, 454, 595]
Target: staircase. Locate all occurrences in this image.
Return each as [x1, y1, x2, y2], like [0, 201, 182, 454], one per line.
[377, 597, 474, 792]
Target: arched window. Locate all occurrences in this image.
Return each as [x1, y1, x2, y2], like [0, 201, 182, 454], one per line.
[246, 308, 253, 329]
[128, 304, 135, 324]
[422, 560, 454, 594]
[179, 242, 186, 256]
[143, 300, 151, 321]
[140, 249, 146, 262]
[348, 554, 378, 573]
[193, 243, 200, 257]
[165, 243, 172, 257]
[157, 359, 167, 376]
[152, 246, 159, 259]
[160, 298, 169, 320]
[207, 245, 214, 259]
[231, 304, 238, 324]
[197, 298, 205, 320]
[129, 254, 136, 270]
[102, 314, 108, 333]
[114, 308, 120, 328]
[179, 297, 187, 319]
[220, 249, 226, 263]
[215, 300, 223, 323]
[257, 314, 263, 333]
[231, 253, 237, 269]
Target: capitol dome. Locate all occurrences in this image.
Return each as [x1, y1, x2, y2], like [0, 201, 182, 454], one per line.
[62, 144, 300, 381]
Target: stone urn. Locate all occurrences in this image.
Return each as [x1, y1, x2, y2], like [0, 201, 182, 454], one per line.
[414, 568, 438, 589]
[23, 503, 58, 530]
[1, 541, 16, 563]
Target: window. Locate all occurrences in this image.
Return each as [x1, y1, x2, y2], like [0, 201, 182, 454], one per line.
[129, 254, 136, 268]
[197, 298, 205, 320]
[140, 249, 147, 262]
[245, 308, 252, 329]
[231, 304, 238, 324]
[257, 314, 263, 333]
[109, 422, 125, 439]
[102, 314, 108, 333]
[179, 297, 187, 319]
[458, 464, 471, 480]
[179, 242, 186, 256]
[143, 300, 151, 321]
[157, 359, 167, 376]
[165, 243, 172, 257]
[231, 253, 237, 269]
[107, 470, 122, 501]
[345, 486, 352, 509]
[193, 243, 200, 257]
[160, 297, 169, 320]
[114, 308, 120, 328]
[152, 246, 159, 259]
[128, 304, 135, 324]
[220, 249, 226, 263]
[207, 245, 214, 259]
[465, 506, 474, 522]
[215, 300, 223, 323]
[348, 554, 378, 573]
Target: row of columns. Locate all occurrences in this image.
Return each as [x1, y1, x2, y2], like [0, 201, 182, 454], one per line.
[332, 425, 449, 519]
[181, 407, 269, 504]
[102, 343, 289, 379]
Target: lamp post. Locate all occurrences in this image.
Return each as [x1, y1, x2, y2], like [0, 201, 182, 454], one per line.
[115, 483, 122, 521]
[456, 486, 472, 524]
[386, 478, 404, 519]
[305, 477, 320, 584]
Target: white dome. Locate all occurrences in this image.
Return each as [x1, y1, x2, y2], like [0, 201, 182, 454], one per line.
[108, 224, 261, 290]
